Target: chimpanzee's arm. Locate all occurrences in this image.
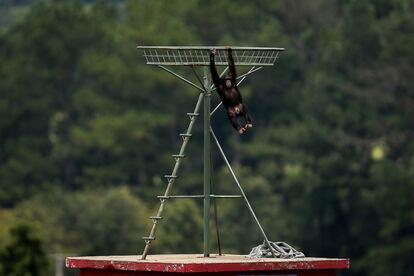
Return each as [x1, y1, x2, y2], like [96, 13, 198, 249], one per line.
[227, 48, 237, 81]
[210, 50, 221, 88]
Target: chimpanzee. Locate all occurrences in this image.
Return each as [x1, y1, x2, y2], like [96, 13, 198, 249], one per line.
[210, 47, 253, 134]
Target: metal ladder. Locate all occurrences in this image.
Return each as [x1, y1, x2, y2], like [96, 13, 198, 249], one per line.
[141, 92, 204, 259]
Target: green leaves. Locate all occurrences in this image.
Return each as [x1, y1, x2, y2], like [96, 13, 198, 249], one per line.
[157, 199, 203, 253]
[0, 224, 49, 276]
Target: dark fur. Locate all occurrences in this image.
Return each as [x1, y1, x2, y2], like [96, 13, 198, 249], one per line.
[210, 48, 253, 134]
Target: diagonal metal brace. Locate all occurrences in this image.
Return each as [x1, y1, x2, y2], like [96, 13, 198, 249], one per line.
[158, 65, 204, 92]
[209, 126, 276, 258]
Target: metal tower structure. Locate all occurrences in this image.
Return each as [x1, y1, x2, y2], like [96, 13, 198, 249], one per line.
[136, 46, 284, 260]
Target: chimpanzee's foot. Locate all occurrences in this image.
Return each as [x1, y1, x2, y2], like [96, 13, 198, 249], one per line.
[245, 123, 253, 128]
[238, 127, 246, 134]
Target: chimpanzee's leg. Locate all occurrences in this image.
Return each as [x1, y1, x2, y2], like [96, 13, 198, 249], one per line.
[227, 108, 245, 134]
[242, 104, 253, 128]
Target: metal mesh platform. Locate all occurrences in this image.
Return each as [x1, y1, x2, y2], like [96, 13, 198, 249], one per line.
[137, 46, 284, 66]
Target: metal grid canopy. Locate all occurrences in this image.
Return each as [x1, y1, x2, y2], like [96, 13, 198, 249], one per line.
[137, 46, 284, 66]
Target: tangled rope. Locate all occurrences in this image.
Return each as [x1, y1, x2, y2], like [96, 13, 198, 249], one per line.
[248, 241, 305, 258]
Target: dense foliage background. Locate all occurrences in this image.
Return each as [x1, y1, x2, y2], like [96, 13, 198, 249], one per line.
[1, 0, 413, 275]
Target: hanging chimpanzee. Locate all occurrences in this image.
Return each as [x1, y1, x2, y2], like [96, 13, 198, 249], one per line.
[210, 47, 253, 134]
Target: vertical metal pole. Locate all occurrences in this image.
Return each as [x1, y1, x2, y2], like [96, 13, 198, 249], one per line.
[203, 66, 211, 257]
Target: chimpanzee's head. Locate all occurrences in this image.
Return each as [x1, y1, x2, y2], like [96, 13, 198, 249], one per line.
[224, 77, 232, 88]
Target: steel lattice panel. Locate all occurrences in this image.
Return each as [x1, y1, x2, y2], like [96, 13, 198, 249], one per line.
[137, 46, 284, 66]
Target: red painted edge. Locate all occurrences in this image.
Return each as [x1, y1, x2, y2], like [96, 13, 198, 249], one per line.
[66, 256, 350, 273]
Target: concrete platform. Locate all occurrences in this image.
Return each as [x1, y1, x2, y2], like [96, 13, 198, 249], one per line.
[66, 254, 350, 275]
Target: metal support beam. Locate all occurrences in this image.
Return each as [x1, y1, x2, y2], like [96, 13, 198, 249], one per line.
[210, 127, 276, 258]
[156, 195, 242, 199]
[158, 65, 204, 92]
[203, 66, 211, 257]
[191, 66, 208, 93]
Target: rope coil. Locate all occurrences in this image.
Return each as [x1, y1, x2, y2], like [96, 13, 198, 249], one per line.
[248, 241, 305, 258]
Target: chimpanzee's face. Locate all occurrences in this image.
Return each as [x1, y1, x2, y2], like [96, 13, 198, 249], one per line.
[225, 79, 232, 88]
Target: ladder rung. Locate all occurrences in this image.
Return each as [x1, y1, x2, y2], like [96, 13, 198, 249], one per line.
[187, 112, 199, 117]
[180, 133, 192, 141]
[149, 216, 162, 220]
[156, 195, 242, 199]
[172, 154, 185, 158]
[157, 195, 204, 199]
[142, 236, 155, 240]
[164, 175, 177, 180]
[211, 194, 243, 198]
[171, 195, 204, 198]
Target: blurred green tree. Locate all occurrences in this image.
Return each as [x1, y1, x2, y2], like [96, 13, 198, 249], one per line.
[0, 224, 49, 276]
[156, 199, 203, 253]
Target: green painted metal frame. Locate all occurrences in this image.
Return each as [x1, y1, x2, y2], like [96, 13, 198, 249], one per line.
[137, 46, 284, 66]
[203, 66, 212, 257]
[137, 46, 283, 259]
